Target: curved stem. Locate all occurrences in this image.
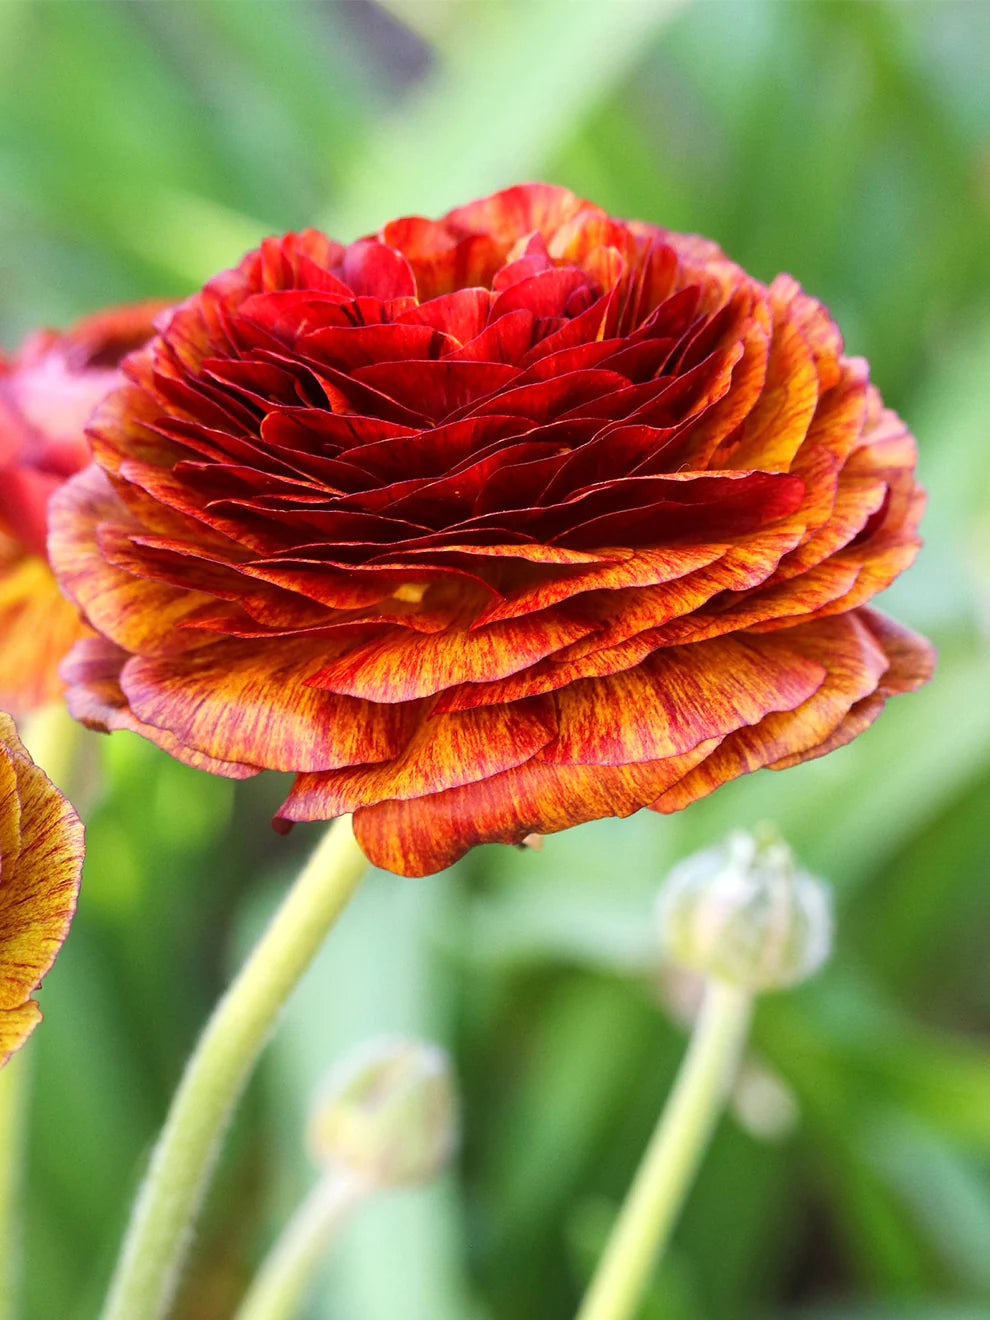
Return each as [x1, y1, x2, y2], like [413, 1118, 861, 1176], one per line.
[575, 979, 753, 1320]
[101, 816, 368, 1320]
[0, 1050, 28, 1320]
[234, 1171, 366, 1320]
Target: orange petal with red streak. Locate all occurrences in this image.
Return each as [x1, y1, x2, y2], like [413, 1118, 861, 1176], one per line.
[118, 637, 417, 772]
[305, 610, 599, 703]
[546, 631, 825, 766]
[352, 737, 721, 876]
[278, 697, 556, 819]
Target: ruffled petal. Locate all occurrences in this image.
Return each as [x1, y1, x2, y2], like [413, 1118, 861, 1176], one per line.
[42, 189, 931, 872]
[352, 738, 720, 877]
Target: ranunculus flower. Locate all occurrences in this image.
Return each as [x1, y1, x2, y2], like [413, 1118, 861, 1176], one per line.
[0, 712, 83, 1065]
[0, 302, 164, 715]
[50, 185, 933, 876]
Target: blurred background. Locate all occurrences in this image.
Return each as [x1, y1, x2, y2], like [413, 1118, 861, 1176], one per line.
[2, 2, 989, 1318]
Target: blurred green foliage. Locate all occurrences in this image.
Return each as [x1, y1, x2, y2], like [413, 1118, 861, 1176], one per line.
[2, 2, 988, 1318]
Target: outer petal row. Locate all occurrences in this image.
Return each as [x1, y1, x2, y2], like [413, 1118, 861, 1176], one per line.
[341, 610, 933, 875]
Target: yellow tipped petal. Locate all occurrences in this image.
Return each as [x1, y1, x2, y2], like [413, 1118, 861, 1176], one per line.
[0, 999, 41, 1063]
[0, 713, 83, 1065]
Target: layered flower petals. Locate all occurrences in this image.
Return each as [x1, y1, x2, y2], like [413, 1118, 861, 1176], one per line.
[351, 744, 722, 878]
[0, 713, 83, 1065]
[650, 611, 932, 813]
[60, 637, 259, 778]
[544, 632, 826, 767]
[49, 185, 933, 875]
[0, 302, 164, 715]
[279, 698, 556, 820]
[118, 638, 417, 773]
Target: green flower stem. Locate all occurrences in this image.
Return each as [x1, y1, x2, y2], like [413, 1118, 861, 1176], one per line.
[0, 705, 83, 1320]
[101, 815, 369, 1320]
[575, 979, 753, 1320]
[0, 1050, 28, 1320]
[234, 1171, 367, 1320]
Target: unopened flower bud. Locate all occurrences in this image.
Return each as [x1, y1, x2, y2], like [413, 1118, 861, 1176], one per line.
[307, 1036, 458, 1189]
[655, 828, 832, 992]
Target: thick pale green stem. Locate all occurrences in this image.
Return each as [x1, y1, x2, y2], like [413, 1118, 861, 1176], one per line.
[576, 979, 753, 1320]
[0, 1050, 28, 1320]
[234, 1171, 366, 1320]
[101, 816, 368, 1320]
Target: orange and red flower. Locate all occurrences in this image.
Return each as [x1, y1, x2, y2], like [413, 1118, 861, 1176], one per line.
[49, 185, 933, 876]
[0, 302, 163, 715]
[0, 713, 83, 1066]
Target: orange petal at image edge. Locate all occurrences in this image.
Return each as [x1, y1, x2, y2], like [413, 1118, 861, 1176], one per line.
[0, 553, 88, 718]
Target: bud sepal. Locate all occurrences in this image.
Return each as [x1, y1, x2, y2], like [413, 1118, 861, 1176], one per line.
[656, 827, 832, 993]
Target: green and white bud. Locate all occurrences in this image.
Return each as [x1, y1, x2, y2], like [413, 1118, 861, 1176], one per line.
[307, 1035, 458, 1189]
[655, 827, 832, 992]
